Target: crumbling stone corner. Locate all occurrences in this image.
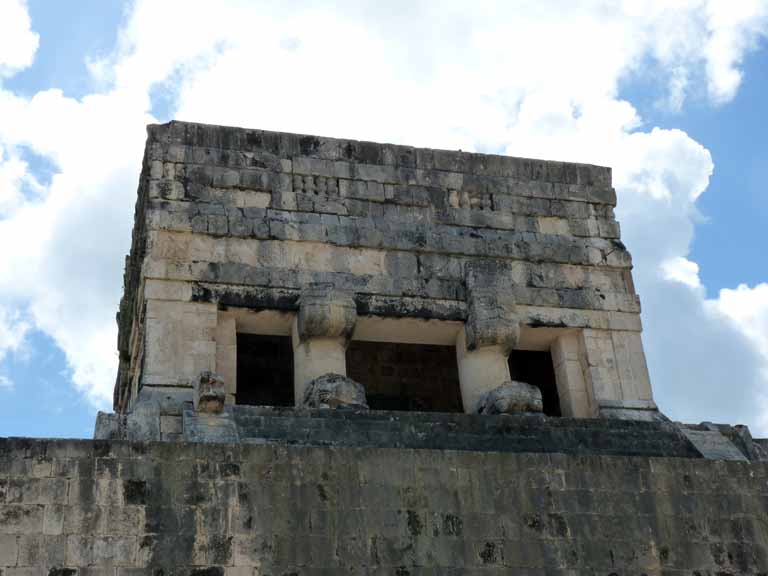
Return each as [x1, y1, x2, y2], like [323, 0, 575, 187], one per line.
[292, 284, 358, 406]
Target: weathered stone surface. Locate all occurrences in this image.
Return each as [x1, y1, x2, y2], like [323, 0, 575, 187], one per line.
[464, 287, 519, 353]
[93, 412, 124, 440]
[476, 381, 543, 415]
[114, 121, 646, 418]
[302, 373, 368, 410]
[2, 436, 768, 574]
[194, 371, 225, 414]
[296, 284, 357, 342]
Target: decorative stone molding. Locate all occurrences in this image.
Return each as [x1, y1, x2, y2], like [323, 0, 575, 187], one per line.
[476, 381, 544, 415]
[297, 283, 357, 342]
[194, 371, 226, 414]
[302, 373, 369, 410]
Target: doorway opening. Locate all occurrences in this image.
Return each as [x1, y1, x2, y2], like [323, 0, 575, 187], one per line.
[346, 341, 463, 412]
[236, 334, 294, 406]
[508, 350, 561, 416]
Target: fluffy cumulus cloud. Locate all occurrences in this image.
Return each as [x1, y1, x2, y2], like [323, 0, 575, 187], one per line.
[0, 0, 767, 429]
[0, 0, 38, 77]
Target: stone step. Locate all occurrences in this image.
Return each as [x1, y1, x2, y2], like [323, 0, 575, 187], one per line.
[220, 406, 701, 458]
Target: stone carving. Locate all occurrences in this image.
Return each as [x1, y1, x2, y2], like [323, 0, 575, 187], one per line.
[297, 283, 357, 342]
[293, 174, 340, 196]
[194, 371, 226, 414]
[476, 381, 543, 415]
[302, 373, 369, 410]
[464, 286, 520, 353]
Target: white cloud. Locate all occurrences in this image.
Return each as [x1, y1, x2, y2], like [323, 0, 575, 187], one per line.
[0, 0, 38, 78]
[662, 257, 702, 289]
[0, 374, 13, 390]
[0, 0, 767, 433]
[0, 305, 30, 362]
[705, 0, 768, 102]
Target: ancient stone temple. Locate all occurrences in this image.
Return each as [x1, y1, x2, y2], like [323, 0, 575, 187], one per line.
[2, 121, 768, 575]
[110, 120, 658, 427]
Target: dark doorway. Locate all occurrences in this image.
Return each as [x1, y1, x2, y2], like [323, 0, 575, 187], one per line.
[508, 350, 561, 416]
[347, 341, 463, 412]
[236, 334, 294, 406]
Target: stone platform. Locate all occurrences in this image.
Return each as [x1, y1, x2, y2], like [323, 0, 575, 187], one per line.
[96, 402, 768, 463]
[2, 435, 768, 574]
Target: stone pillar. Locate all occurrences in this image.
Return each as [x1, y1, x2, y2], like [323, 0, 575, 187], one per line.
[551, 332, 595, 418]
[215, 314, 237, 404]
[292, 284, 357, 406]
[580, 328, 661, 421]
[456, 287, 520, 413]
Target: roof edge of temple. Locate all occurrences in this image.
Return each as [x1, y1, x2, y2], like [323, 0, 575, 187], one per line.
[145, 120, 612, 188]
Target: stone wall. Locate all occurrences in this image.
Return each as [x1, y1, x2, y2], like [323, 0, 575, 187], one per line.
[114, 121, 654, 420]
[2, 437, 768, 575]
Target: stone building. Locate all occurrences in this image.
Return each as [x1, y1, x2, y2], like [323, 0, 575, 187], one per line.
[110, 120, 657, 429]
[2, 121, 768, 575]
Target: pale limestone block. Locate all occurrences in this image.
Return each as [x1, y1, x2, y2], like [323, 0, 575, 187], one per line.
[162, 162, 176, 180]
[291, 320, 349, 407]
[552, 356, 594, 418]
[584, 365, 622, 402]
[142, 301, 218, 388]
[0, 534, 18, 565]
[143, 279, 192, 302]
[165, 143, 186, 162]
[215, 314, 237, 401]
[237, 190, 271, 208]
[550, 332, 580, 366]
[149, 160, 164, 179]
[550, 332, 595, 418]
[150, 232, 396, 278]
[455, 328, 512, 414]
[537, 217, 570, 235]
[611, 330, 653, 402]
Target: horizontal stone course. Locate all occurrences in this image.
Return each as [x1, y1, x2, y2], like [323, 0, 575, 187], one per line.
[151, 121, 612, 188]
[1, 437, 767, 574]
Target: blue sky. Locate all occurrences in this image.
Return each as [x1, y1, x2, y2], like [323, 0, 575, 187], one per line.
[0, 1, 767, 437]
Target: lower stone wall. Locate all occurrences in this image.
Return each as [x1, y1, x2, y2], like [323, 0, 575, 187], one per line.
[1, 437, 767, 575]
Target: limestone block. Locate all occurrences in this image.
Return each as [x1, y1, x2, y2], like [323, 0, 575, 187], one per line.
[463, 287, 519, 353]
[292, 324, 350, 407]
[93, 413, 125, 440]
[476, 381, 543, 415]
[125, 399, 161, 442]
[296, 284, 356, 342]
[194, 372, 226, 414]
[455, 328, 512, 414]
[183, 408, 239, 443]
[142, 300, 217, 388]
[301, 373, 368, 410]
[0, 534, 18, 564]
[610, 330, 653, 402]
[550, 332, 595, 418]
[215, 314, 237, 403]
